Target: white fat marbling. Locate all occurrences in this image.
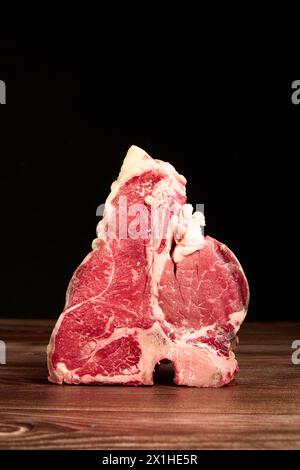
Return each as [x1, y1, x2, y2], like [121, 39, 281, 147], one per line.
[172, 204, 206, 264]
[229, 309, 247, 333]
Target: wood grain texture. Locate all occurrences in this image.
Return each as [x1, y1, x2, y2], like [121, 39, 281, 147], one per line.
[0, 319, 299, 450]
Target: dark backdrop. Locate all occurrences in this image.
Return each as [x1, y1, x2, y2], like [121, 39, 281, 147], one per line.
[0, 5, 299, 320]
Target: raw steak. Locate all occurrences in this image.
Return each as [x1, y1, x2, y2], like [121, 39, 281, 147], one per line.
[47, 146, 249, 387]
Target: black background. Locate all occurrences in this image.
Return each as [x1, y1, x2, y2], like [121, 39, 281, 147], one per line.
[0, 5, 299, 320]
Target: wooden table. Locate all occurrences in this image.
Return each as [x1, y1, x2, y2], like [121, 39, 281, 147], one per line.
[0, 319, 299, 450]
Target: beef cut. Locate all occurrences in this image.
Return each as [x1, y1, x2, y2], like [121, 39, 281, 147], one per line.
[47, 146, 249, 387]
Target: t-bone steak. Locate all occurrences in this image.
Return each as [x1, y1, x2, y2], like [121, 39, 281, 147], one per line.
[47, 145, 249, 387]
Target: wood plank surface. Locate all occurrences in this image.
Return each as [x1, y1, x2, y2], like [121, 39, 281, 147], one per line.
[0, 319, 299, 450]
